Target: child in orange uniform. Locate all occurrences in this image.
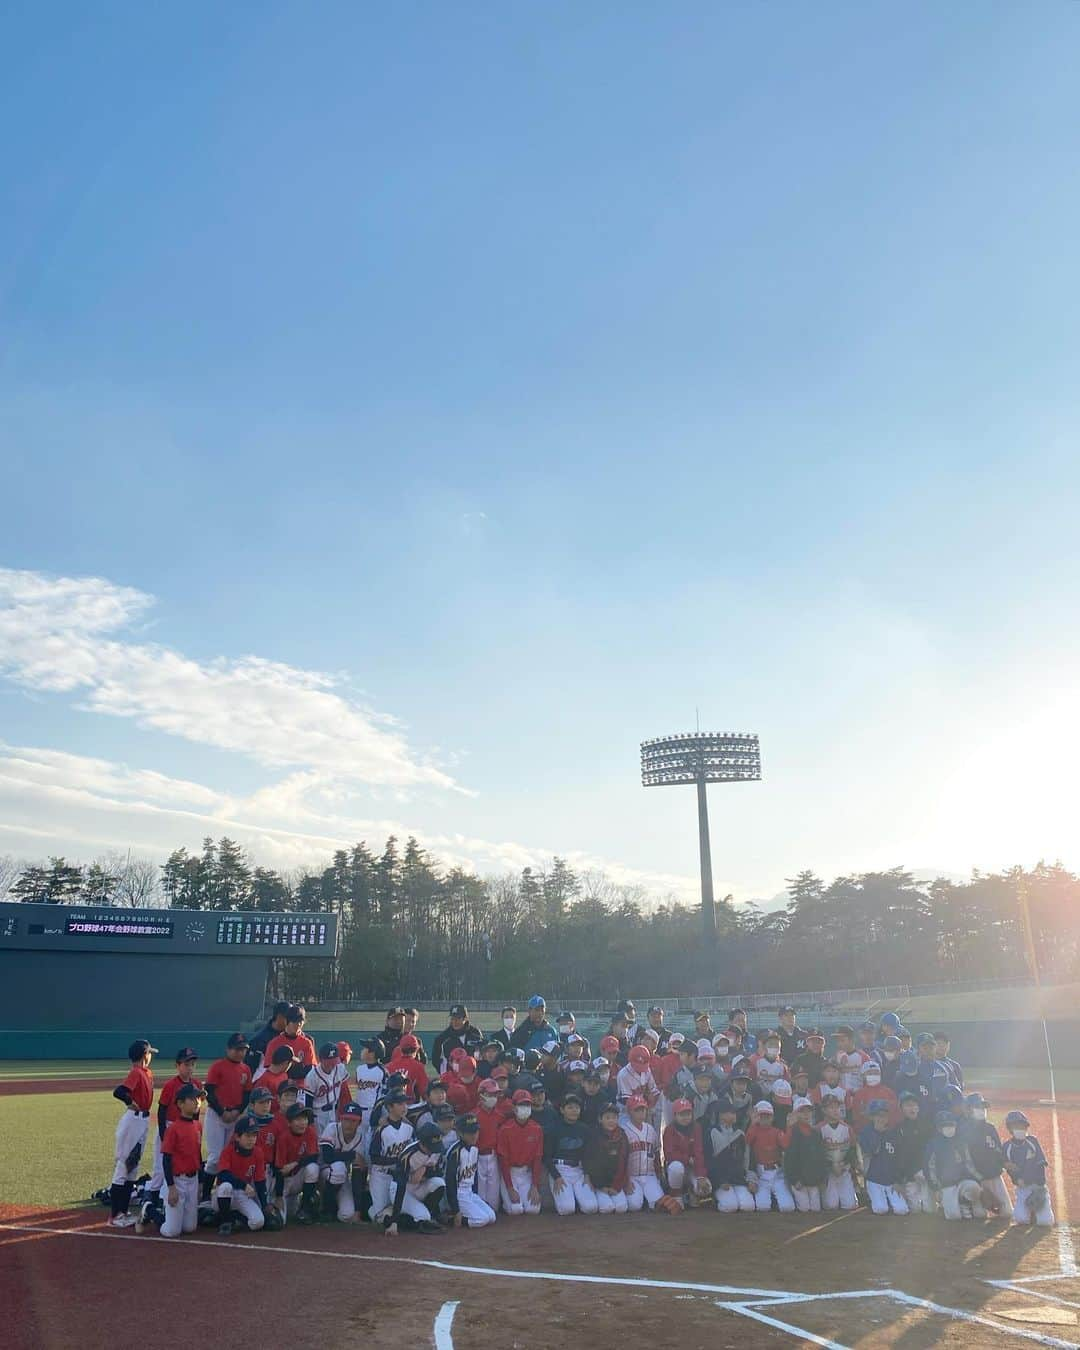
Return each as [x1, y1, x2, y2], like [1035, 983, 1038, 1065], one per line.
[109, 1038, 158, 1227]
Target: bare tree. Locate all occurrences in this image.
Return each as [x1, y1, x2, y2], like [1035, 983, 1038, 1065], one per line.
[104, 851, 163, 908]
[0, 855, 21, 903]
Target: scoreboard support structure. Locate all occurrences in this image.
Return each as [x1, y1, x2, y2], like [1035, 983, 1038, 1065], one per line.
[0, 902, 339, 1061]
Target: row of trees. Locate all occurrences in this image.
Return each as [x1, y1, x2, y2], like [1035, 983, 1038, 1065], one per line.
[3, 839, 1077, 1000]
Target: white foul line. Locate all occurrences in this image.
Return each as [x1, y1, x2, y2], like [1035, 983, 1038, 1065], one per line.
[433, 1300, 458, 1350]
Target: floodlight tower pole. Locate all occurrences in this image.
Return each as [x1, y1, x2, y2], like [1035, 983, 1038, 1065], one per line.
[696, 773, 717, 945]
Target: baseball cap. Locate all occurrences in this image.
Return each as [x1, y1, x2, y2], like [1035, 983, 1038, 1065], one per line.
[668, 1032, 685, 1048]
[754, 1100, 774, 1114]
[541, 1040, 560, 1056]
[456, 1114, 480, 1134]
[458, 1055, 477, 1075]
[249, 1086, 273, 1103]
[529, 1080, 546, 1096]
[386, 1071, 408, 1088]
[270, 1045, 295, 1065]
[779, 1005, 796, 1016]
[600, 1101, 619, 1116]
[226, 1032, 249, 1049]
[628, 1046, 650, 1067]
[278, 1080, 299, 1097]
[343, 1102, 364, 1118]
[898, 1091, 919, 1104]
[127, 1038, 159, 1060]
[834, 1025, 855, 1038]
[868, 1099, 890, 1116]
[175, 1083, 201, 1103]
[590, 1056, 610, 1071]
[648, 1005, 664, 1016]
[174, 1046, 198, 1063]
[793, 1096, 813, 1112]
[233, 1114, 260, 1136]
[697, 1049, 716, 1065]
[772, 1080, 793, 1100]
[417, 1122, 444, 1151]
[450, 1004, 468, 1019]
[805, 1029, 825, 1043]
[363, 1037, 385, 1056]
[672, 1098, 693, 1113]
[386, 1089, 408, 1104]
[398, 1034, 420, 1052]
[511, 1089, 533, 1105]
[434, 1104, 456, 1121]
[966, 1092, 989, 1108]
[425, 1079, 447, 1095]
[626, 1094, 648, 1110]
[567, 1059, 588, 1073]
[527, 995, 546, 1009]
[287, 1004, 306, 1022]
[556, 1010, 574, 1024]
[285, 1103, 314, 1121]
[478, 1077, 499, 1093]
[599, 1035, 621, 1056]
[561, 1093, 583, 1109]
[860, 1061, 881, 1076]
[387, 1005, 406, 1018]
[917, 1032, 936, 1047]
[318, 1042, 340, 1060]
[271, 1000, 292, 1018]
[692, 1009, 710, 1022]
[610, 1010, 628, 1025]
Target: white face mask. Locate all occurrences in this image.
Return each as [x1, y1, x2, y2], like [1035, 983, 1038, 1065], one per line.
[480, 1094, 497, 1110]
[1011, 1128, 1028, 1141]
[972, 1107, 987, 1122]
[941, 1125, 956, 1138]
[503, 1018, 515, 1032]
[717, 1045, 729, 1057]
[514, 1106, 532, 1122]
[864, 1074, 881, 1086]
[884, 1052, 898, 1061]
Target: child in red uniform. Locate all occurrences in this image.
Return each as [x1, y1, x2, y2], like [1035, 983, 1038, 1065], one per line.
[263, 1004, 317, 1075]
[445, 1056, 481, 1114]
[213, 1113, 268, 1235]
[109, 1037, 158, 1227]
[663, 1098, 706, 1205]
[849, 1061, 900, 1134]
[584, 1102, 632, 1213]
[496, 1089, 544, 1214]
[386, 1034, 428, 1103]
[475, 1077, 506, 1211]
[273, 1102, 321, 1225]
[247, 1087, 278, 1170]
[202, 1033, 253, 1200]
[746, 1100, 795, 1212]
[253, 1044, 296, 1107]
[147, 1047, 200, 1201]
[159, 1083, 203, 1238]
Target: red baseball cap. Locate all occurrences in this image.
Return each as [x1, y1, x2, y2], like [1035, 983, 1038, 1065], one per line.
[398, 1034, 420, 1052]
[629, 1045, 651, 1069]
[478, 1077, 499, 1093]
[336, 1041, 352, 1060]
[600, 1035, 620, 1056]
[672, 1098, 693, 1113]
[511, 1089, 533, 1105]
[627, 1094, 648, 1110]
[458, 1055, 477, 1074]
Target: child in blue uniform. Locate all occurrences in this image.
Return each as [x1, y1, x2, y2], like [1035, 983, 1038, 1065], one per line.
[1003, 1110, 1054, 1226]
[959, 1092, 1010, 1216]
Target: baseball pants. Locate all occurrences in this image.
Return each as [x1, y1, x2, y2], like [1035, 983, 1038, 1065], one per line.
[867, 1181, 909, 1215]
[824, 1171, 859, 1210]
[790, 1181, 822, 1213]
[901, 1177, 934, 1213]
[939, 1183, 985, 1220]
[500, 1166, 542, 1215]
[400, 1176, 446, 1223]
[159, 1174, 200, 1237]
[477, 1153, 500, 1211]
[368, 1165, 397, 1221]
[112, 1111, 149, 1185]
[322, 1162, 357, 1219]
[551, 1163, 598, 1215]
[1013, 1184, 1054, 1226]
[666, 1161, 689, 1194]
[279, 1163, 320, 1221]
[715, 1183, 756, 1213]
[627, 1174, 665, 1211]
[214, 1181, 265, 1230]
[978, 1174, 1011, 1214]
[203, 1112, 235, 1175]
[754, 1166, 795, 1213]
[456, 1184, 497, 1228]
[148, 1130, 165, 1192]
[594, 1187, 629, 1214]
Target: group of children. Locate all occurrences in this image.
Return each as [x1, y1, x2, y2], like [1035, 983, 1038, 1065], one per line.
[105, 996, 1055, 1238]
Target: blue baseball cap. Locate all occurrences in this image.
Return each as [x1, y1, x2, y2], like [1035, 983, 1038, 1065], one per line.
[527, 995, 546, 1009]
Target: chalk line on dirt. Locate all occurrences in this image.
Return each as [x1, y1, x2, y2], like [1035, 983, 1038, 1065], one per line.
[433, 1300, 458, 1350]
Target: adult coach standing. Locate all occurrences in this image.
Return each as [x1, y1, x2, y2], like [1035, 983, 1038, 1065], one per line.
[246, 1002, 291, 1075]
[432, 1004, 485, 1074]
[511, 996, 555, 1053]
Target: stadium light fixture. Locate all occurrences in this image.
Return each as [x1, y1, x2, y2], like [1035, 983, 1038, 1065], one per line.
[641, 731, 761, 944]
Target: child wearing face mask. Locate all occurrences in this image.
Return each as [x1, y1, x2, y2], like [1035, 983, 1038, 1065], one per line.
[857, 1100, 909, 1215]
[850, 1060, 900, 1133]
[926, 1110, 986, 1219]
[958, 1092, 1010, 1216]
[893, 1091, 935, 1213]
[475, 1077, 508, 1212]
[496, 1089, 544, 1214]
[1003, 1110, 1054, 1226]
[751, 1033, 789, 1101]
[878, 1037, 903, 1090]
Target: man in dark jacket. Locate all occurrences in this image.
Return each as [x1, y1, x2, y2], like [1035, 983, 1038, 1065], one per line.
[431, 1004, 485, 1074]
[245, 1001, 290, 1074]
[380, 1007, 406, 1062]
[775, 1006, 808, 1066]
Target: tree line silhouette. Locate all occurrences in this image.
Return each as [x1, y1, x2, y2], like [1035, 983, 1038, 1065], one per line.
[5, 837, 1076, 1001]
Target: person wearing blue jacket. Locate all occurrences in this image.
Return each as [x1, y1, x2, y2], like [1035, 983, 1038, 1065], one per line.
[959, 1092, 1010, 1216]
[925, 1110, 986, 1219]
[857, 1100, 908, 1215]
[1003, 1110, 1054, 1226]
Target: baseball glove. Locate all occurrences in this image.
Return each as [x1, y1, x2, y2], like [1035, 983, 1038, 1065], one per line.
[693, 1177, 713, 1201]
[124, 1145, 143, 1172]
[980, 1183, 1003, 1214]
[262, 1208, 285, 1232]
[656, 1193, 683, 1215]
[1028, 1185, 1049, 1218]
[957, 1179, 984, 1210]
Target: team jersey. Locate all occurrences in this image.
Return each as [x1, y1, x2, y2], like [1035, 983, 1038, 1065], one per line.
[1004, 1135, 1048, 1186]
[443, 1140, 479, 1214]
[615, 1064, 658, 1110]
[750, 1054, 789, 1097]
[707, 1123, 752, 1187]
[835, 1049, 870, 1095]
[251, 1066, 291, 1109]
[369, 1118, 415, 1170]
[263, 1031, 317, 1072]
[121, 1064, 154, 1112]
[274, 1124, 319, 1171]
[158, 1074, 203, 1124]
[445, 1076, 480, 1114]
[621, 1119, 659, 1178]
[249, 1112, 278, 1160]
[859, 1125, 901, 1185]
[849, 1084, 900, 1133]
[745, 1121, 786, 1168]
[818, 1119, 855, 1171]
[354, 1062, 387, 1115]
[475, 1104, 504, 1154]
[303, 1062, 351, 1118]
[205, 1058, 252, 1113]
[217, 1140, 267, 1186]
[495, 1117, 545, 1183]
[161, 1117, 202, 1175]
[319, 1120, 365, 1169]
[389, 1142, 442, 1221]
[810, 1082, 849, 1120]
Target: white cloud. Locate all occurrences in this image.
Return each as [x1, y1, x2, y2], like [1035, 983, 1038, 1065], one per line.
[0, 743, 698, 900]
[0, 568, 456, 790]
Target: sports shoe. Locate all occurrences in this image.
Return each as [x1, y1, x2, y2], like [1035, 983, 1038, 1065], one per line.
[109, 1214, 137, 1228]
[217, 1222, 233, 1236]
[295, 1208, 315, 1226]
[416, 1219, 444, 1235]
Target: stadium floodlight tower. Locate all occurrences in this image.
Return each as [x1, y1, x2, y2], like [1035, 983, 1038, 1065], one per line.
[641, 731, 761, 945]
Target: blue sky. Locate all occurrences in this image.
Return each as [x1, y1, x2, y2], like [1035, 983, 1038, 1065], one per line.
[2, 2, 1080, 902]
